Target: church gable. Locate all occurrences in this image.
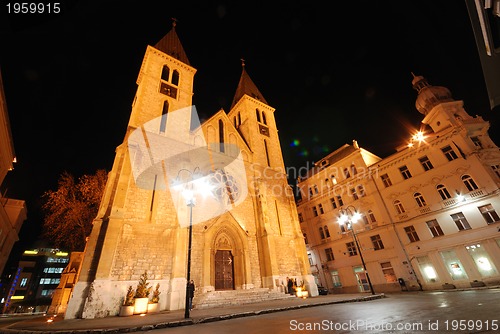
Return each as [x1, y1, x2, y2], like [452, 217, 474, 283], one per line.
[200, 109, 252, 163]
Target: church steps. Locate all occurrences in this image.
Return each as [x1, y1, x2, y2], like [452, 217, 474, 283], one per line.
[193, 288, 295, 309]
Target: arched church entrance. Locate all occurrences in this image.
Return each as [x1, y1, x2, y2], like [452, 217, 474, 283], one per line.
[215, 250, 234, 290]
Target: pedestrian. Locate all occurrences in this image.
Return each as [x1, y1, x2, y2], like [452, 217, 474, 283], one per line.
[187, 280, 195, 310]
[288, 277, 294, 295]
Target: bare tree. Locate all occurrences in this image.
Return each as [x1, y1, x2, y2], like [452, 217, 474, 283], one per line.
[41, 169, 108, 251]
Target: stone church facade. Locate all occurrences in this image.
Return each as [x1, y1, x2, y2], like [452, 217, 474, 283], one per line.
[65, 23, 317, 319]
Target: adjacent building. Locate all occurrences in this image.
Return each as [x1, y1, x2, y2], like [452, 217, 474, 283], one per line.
[297, 74, 500, 293]
[2, 248, 69, 313]
[0, 67, 27, 276]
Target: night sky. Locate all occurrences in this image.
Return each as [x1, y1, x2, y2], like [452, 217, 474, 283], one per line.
[1, 1, 499, 268]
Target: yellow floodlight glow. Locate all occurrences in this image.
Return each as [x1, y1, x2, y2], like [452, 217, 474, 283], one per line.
[10, 296, 25, 300]
[412, 131, 426, 142]
[55, 252, 68, 256]
[23, 250, 38, 255]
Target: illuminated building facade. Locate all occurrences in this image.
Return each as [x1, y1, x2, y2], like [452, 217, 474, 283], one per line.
[65, 22, 315, 319]
[2, 248, 69, 313]
[297, 75, 500, 293]
[0, 67, 27, 276]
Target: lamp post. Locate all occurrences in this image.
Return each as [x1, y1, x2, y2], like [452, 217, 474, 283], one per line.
[338, 206, 375, 295]
[183, 189, 195, 319]
[172, 168, 214, 319]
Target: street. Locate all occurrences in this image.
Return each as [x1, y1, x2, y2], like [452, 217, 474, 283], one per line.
[151, 289, 500, 334]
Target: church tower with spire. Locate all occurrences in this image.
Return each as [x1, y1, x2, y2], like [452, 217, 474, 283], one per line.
[65, 22, 315, 319]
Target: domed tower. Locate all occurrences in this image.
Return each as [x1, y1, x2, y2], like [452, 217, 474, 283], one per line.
[411, 73, 473, 133]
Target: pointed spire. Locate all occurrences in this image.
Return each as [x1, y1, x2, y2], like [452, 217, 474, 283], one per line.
[154, 18, 190, 65]
[231, 60, 268, 109]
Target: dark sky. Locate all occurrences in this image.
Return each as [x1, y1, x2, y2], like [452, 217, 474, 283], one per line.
[1, 1, 499, 266]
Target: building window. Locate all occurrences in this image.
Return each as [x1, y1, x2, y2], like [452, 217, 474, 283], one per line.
[478, 204, 500, 224]
[358, 185, 366, 197]
[404, 225, 420, 242]
[350, 164, 358, 175]
[371, 234, 384, 250]
[318, 204, 324, 215]
[394, 200, 405, 214]
[319, 227, 325, 239]
[312, 206, 318, 217]
[380, 262, 397, 283]
[346, 242, 357, 256]
[41, 289, 55, 297]
[19, 278, 28, 287]
[344, 168, 351, 179]
[361, 213, 370, 226]
[303, 233, 308, 244]
[451, 212, 471, 230]
[325, 248, 335, 261]
[419, 156, 434, 171]
[462, 175, 478, 191]
[256, 109, 261, 122]
[261, 111, 267, 125]
[426, 219, 444, 237]
[471, 136, 483, 149]
[440, 250, 468, 280]
[264, 140, 271, 167]
[159, 101, 168, 133]
[337, 195, 344, 207]
[46, 257, 69, 263]
[171, 70, 179, 85]
[330, 270, 342, 287]
[465, 243, 498, 277]
[309, 187, 313, 197]
[492, 165, 500, 178]
[324, 225, 331, 238]
[40, 278, 51, 284]
[441, 145, 458, 161]
[330, 197, 337, 209]
[314, 185, 319, 194]
[161, 64, 170, 81]
[298, 213, 303, 223]
[399, 165, 412, 179]
[414, 192, 427, 207]
[219, 119, 225, 153]
[381, 173, 392, 187]
[437, 184, 452, 200]
[416, 256, 439, 283]
[350, 188, 358, 200]
[367, 210, 376, 223]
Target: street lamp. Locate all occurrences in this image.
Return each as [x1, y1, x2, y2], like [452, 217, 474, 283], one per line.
[172, 168, 213, 319]
[337, 206, 375, 295]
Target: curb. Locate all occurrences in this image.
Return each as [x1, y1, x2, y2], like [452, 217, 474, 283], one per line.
[0, 294, 386, 334]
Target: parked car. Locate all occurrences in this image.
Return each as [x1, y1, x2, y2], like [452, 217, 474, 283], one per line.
[317, 286, 328, 295]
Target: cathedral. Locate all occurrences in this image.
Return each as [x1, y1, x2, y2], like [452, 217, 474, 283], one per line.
[65, 22, 317, 319]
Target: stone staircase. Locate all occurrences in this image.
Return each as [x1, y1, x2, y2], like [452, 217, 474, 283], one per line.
[193, 288, 295, 309]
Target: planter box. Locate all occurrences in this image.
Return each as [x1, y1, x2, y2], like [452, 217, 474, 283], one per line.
[133, 297, 149, 314]
[470, 280, 486, 288]
[119, 305, 134, 317]
[147, 303, 159, 313]
[442, 283, 456, 290]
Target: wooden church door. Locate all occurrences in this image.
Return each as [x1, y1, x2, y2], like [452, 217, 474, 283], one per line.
[215, 250, 234, 290]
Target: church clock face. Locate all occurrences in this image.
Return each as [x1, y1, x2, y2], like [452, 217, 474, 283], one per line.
[259, 124, 270, 136]
[209, 169, 241, 205]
